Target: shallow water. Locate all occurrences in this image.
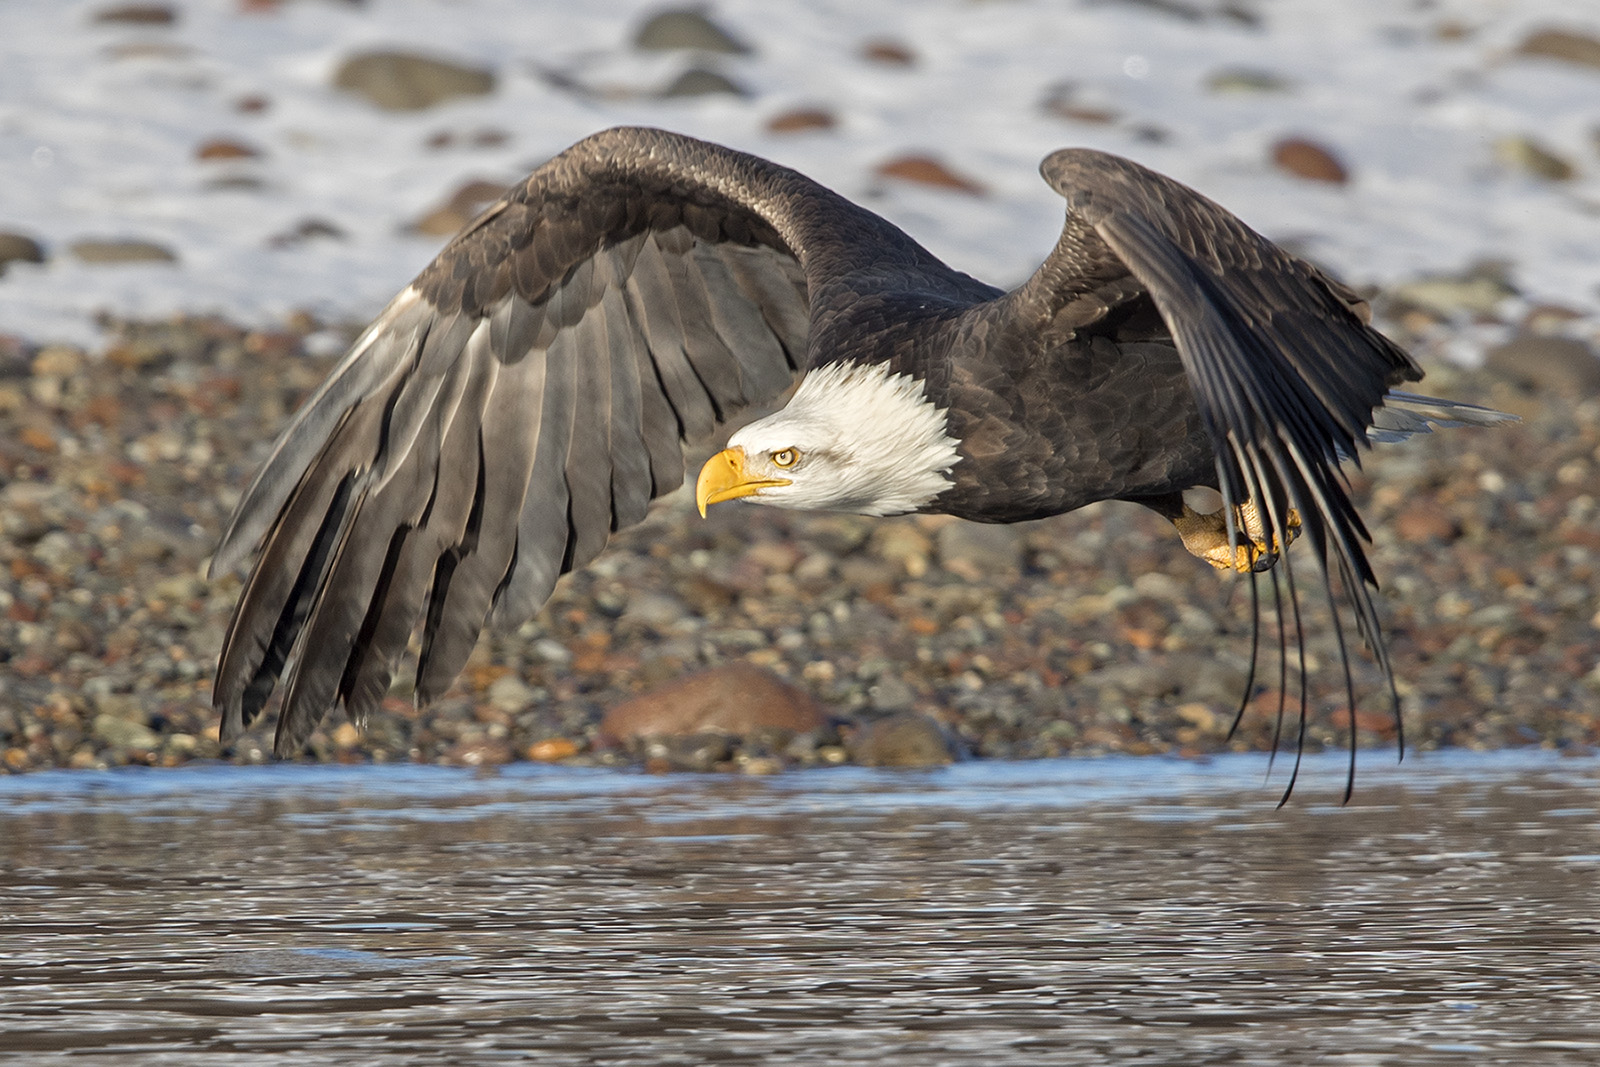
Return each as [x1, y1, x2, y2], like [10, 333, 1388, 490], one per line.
[2, 751, 1598, 1066]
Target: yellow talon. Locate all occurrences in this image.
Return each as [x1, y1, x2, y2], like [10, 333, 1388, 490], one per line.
[1172, 501, 1300, 574]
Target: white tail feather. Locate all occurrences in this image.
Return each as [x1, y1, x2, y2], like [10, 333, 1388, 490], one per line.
[1367, 389, 1518, 444]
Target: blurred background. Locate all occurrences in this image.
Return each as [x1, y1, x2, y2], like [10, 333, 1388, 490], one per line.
[1, 0, 1598, 773]
[2, 0, 1598, 346]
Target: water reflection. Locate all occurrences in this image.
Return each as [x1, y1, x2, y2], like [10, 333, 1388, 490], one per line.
[2, 752, 1598, 1064]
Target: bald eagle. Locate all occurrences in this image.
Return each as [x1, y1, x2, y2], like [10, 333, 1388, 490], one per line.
[211, 127, 1508, 794]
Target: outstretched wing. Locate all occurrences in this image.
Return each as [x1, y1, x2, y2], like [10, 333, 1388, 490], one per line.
[1024, 148, 1423, 799]
[211, 127, 905, 756]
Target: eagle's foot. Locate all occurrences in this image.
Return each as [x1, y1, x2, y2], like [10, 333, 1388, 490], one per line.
[1171, 501, 1300, 574]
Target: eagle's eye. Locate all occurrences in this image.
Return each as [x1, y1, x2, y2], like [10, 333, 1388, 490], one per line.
[770, 448, 800, 469]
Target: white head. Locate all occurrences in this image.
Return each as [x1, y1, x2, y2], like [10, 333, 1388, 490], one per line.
[696, 361, 961, 517]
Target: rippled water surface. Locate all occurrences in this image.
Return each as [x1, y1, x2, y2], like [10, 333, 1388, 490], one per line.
[3, 751, 1599, 1065]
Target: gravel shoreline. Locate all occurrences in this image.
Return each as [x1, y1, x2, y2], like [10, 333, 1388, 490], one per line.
[1, 313, 1596, 774]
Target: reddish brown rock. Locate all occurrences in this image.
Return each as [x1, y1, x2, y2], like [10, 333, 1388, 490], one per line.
[1271, 138, 1348, 184]
[1329, 707, 1398, 739]
[875, 154, 986, 196]
[527, 738, 579, 762]
[410, 179, 509, 237]
[766, 108, 837, 134]
[847, 712, 957, 768]
[1394, 501, 1460, 543]
[196, 138, 261, 161]
[93, 3, 176, 24]
[861, 39, 916, 66]
[599, 663, 828, 745]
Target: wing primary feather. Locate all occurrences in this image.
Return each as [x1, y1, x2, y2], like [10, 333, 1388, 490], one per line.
[693, 244, 796, 397]
[1240, 442, 1304, 792]
[211, 293, 430, 577]
[338, 344, 498, 727]
[594, 249, 682, 499]
[682, 342, 728, 425]
[214, 369, 411, 735]
[720, 244, 810, 368]
[637, 328, 688, 441]
[1265, 549, 1289, 777]
[1231, 443, 1290, 781]
[468, 352, 548, 632]
[1227, 569, 1261, 742]
[417, 544, 467, 701]
[591, 279, 652, 530]
[1274, 538, 1309, 810]
[493, 342, 576, 626]
[415, 434, 489, 703]
[214, 324, 422, 734]
[371, 315, 469, 490]
[419, 346, 568, 693]
[656, 233, 748, 411]
[555, 321, 614, 571]
[233, 471, 356, 744]
[1280, 432, 1400, 699]
[215, 460, 353, 738]
[559, 489, 581, 576]
[271, 331, 484, 752]
[337, 525, 411, 722]
[624, 234, 718, 440]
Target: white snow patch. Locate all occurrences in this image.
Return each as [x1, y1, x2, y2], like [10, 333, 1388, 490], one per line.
[1, 0, 1597, 347]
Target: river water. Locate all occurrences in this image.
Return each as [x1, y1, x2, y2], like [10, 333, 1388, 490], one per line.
[2, 750, 1598, 1065]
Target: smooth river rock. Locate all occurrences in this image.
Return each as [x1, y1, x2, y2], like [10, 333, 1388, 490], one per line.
[599, 663, 829, 745]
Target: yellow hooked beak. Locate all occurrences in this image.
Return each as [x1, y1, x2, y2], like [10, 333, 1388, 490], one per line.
[695, 447, 792, 517]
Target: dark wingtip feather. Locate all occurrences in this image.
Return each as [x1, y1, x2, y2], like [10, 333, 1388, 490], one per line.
[1038, 151, 1428, 799]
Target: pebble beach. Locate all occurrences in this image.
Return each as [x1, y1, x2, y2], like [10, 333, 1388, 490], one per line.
[0, 308, 1596, 774]
[2, 1, 1599, 776]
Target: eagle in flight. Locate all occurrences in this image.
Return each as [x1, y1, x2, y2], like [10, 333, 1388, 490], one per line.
[210, 127, 1508, 795]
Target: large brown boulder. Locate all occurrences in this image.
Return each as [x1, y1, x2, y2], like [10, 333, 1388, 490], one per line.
[846, 712, 959, 768]
[599, 663, 828, 746]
